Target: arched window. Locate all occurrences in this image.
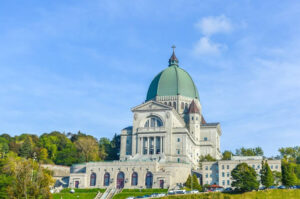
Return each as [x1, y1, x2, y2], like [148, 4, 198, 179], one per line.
[90, 173, 96, 186]
[132, 172, 138, 186]
[117, 172, 125, 189]
[173, 102, 176, 109]
[181, 102, 184, 110]
[144, 116, 163, 127]
[168, 102, 172, 106]
[103, 172, 110, 186]
[164, 102, 167, 105]
[145, 172, 153, 188]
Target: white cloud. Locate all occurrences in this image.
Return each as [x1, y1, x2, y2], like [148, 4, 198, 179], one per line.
[195, 15, 232, 36]
[193, 37, 225, 55]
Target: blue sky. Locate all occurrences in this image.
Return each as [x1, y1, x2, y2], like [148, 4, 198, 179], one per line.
[1, 0, 300, 157]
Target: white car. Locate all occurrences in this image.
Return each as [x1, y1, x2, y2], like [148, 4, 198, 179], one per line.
[126, 197, 135, 199]
[190, 190, 199, 194]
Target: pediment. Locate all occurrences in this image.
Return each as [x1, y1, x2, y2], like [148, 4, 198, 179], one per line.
[131, 100, 172, 112]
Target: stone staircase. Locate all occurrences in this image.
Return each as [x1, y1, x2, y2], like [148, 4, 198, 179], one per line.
[99, 187, 122, 199]
[94, 191, 103, 199]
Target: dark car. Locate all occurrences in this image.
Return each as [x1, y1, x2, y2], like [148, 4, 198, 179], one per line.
[269, 186, 277, 189]
[278, 185, 286, 189]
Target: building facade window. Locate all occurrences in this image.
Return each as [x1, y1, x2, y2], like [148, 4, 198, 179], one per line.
[177, 149, 180, 154]
[145, 172, 153, 188]
[222, 165, 224, 170]
[205, 166, 208, 170]
[222, 172, 225, 177]
[144, 116, 163, 128]
[90, 173, 96, 186]
[227, 165, 229, 169]
[204, 137, 208, 141]
[173, 102, 176, 109]
[227, 172, 229, 177]
[227, 180, 230, 185]
[222, 180, 225, 186]
[103, 172, 110, 186]
[131, 172, 138, 186]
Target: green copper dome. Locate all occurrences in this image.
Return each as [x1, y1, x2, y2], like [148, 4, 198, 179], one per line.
[146, 50, 200, 101]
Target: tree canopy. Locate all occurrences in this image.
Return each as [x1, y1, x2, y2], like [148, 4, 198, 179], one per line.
[231, 163, 259, 192]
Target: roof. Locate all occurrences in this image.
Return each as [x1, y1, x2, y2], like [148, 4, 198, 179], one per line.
[146, 53, 200, 101]
[188, 100, 200, 114]
[201, 123, 219, 127]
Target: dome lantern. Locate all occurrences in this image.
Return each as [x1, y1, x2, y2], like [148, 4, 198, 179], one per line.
[168, 45, 179, 66]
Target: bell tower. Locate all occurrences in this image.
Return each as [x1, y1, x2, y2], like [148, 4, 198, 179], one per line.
[188, 100, 201, 141]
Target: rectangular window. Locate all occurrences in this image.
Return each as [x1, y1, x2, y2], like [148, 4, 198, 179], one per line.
[204, 137, 208, 141]
[205, 174, 208, 178]
[257, 165, 260, 169]
[222, 165, 224, 170]
[227, 180, 230, 185]
[271, 165, 273, 169]
[177, 138, 180, 142]
[227, 165, 229, 169]
[222, 172, 225, 177]
[222, 180, 225, 186]
[177, 158, 180, 163]
[205, 166, 208, 170]
[227, 172, 229, 177]
[275, 165, 278, 169]
[177, 149, 180, 154]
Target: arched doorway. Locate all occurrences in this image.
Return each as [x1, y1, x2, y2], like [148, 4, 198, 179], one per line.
[159, 180, 164, 189]
[145, 172, 153, 188]
[90, 173, 96, 186]
[131, 172, 138, 186]
[117, 172, 125, 189]
[103, 172, 110, 186]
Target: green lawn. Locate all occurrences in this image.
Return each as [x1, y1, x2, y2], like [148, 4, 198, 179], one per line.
[113, 189, 168, 199]
[53, 188, 105, 199]
[161, 189, 300, 199]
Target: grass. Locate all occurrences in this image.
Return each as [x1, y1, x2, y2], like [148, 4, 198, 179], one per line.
[113, 189, 168, 199]
[161, 189, 300, 199]
[53, 188, 105, 199]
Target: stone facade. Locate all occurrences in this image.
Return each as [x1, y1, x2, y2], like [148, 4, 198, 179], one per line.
[201, 156, 281, 188]
[68, 51, 222, 189]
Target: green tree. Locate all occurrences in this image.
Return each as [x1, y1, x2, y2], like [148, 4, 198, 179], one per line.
[0, 137, 9, 158]
[260, 160, 274, 188]
[75, 136, 99, 162]
[185, 174, 202, 191]
[1, 152, 54, 199]
[272, 171, 282, 186]
[199, 154, 216, 162]
[185, 174, 191, 188]
[279, 146, 300, 162]
[19, 137, 32, 158]
[222, 150, 232, 160]
[235, 147, 264, 156]
[231, 163, 259, 192]
[38, 148, 48, 162]
[281, 159, 297, 186]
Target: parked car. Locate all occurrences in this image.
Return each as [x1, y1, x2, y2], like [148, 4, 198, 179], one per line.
[222, 187, 233, 193]
[167, 190, 175, 195]
[278, 185, 286, 189]
[269, 186, 277, 189]
[190, 190, 199, 194]
[126, 197, 135, 199]
[174, 190, 186, 194]
[157, 193, 166, 197]
[259, 186, 266, 190]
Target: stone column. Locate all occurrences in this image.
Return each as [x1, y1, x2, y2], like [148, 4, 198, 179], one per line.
[147, 137, 150, 155]
[160, 136, 162, 154]
[153, 137, 156, 155]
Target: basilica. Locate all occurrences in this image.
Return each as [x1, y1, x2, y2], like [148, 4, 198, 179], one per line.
[69, 49, 222, 190]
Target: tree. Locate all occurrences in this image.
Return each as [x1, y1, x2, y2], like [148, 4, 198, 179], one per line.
[75, 136, 99, 162]
[222, 150, 232, 160]
[185, 174, 202, 191]
[281, 159, 297, 186]
[260, 160, 274, 188]
[19, 137, 32, 158]
[272, 171, 282, 186]
[231, 163, 259, 192]
[0, 137, 9, 158]
[199, 154, 216, 162]
[38, 148, 48, 162]
[279, 147, 300, 163]
[235, 147, 264, 156]
[1, 152, 54, 199]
